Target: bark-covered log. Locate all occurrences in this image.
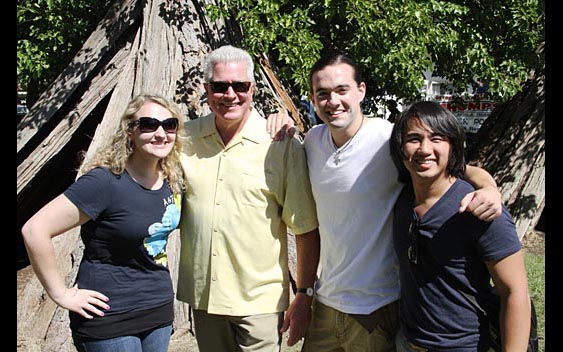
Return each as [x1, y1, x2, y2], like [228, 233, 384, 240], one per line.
[466, 45, 545, 240]
[16, 0, 141, 157]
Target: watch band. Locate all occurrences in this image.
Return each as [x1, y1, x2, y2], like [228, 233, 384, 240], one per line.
[296, 287, 314, 297]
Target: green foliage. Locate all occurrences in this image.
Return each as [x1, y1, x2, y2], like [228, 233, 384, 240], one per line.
[17, 0, 114, 103]
[209, 1, 323, 96]
[17, 0, 543, 106]
[207, 0, 544, 103]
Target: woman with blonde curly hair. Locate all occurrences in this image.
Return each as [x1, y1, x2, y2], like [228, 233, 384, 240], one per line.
[22, 94, 186, 352]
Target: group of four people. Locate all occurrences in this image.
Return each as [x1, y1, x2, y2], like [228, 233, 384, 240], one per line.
[22, 45, 531, 352]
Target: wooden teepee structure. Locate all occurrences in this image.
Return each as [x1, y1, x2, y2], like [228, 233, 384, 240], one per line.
[17, 0, 306, 350]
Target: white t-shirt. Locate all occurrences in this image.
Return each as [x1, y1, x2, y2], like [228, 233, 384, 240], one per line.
[304, 117, 403, 314]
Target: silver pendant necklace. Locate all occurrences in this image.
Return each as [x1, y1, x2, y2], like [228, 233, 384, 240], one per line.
[332, 116, 365, 165]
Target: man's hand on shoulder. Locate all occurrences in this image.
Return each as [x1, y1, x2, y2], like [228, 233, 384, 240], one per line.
[266, 111, 296, 141]
[459, 186, 503, 222]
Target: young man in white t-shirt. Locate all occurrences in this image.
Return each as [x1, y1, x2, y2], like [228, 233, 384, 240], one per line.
[270, 52, 503, 351]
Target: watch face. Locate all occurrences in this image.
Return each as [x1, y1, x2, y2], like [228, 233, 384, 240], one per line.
[306, 287, 314, 296]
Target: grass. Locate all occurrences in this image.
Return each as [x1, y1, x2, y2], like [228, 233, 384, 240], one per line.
[525, 252, 545, 352]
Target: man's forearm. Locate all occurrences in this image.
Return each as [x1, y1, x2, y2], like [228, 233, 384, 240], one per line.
[294, 229, 320, 290]
[464, 165, 497, 190]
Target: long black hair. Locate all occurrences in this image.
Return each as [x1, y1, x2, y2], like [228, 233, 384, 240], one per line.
[390, 101, 466, 184]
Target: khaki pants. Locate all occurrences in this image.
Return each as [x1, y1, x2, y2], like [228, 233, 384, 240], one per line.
[192, 310, 283, 352]
[302, 300, 399, 352]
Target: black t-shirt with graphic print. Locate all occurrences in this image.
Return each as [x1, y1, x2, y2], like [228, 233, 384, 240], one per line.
[64, 167, 181, 339]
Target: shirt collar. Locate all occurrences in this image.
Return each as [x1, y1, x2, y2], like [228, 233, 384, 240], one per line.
[199, 106, 265, 145]
[238, 107, 266, 144]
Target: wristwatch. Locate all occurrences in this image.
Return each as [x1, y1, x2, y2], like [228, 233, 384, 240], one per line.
[296, 287, 314, 297]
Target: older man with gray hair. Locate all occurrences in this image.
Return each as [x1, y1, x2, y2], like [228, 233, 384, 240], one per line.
[176, 45, 320, 352]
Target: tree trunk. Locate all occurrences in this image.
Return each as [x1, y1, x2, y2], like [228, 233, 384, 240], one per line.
[466, 49, 545, 240]
[16, 0, 305, 351]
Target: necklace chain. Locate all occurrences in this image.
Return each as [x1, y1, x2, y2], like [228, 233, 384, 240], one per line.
[333, 116, 365, 165]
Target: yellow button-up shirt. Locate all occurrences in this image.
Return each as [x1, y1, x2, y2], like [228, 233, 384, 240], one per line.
[177, 108, 318, 315]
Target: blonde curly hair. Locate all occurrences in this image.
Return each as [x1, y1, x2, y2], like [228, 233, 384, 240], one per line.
[80, 94, 186, 195]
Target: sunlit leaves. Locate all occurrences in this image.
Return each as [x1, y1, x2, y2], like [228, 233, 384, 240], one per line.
[207, 0, 543, 103]
[17, 0, 543, 105]
[17, 0, 113, 96]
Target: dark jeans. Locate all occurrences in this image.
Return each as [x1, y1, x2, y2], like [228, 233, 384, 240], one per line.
[73, 324, 172, 352]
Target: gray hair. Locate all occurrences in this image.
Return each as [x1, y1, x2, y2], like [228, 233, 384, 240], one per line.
[202, 45, 255, 82]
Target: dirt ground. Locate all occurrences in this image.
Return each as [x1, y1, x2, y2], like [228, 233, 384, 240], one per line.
[521, 229, 545, 255]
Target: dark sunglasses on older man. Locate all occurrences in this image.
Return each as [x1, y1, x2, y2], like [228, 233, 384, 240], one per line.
[208, 81, 252, 93]
[129, 117, 179, 133]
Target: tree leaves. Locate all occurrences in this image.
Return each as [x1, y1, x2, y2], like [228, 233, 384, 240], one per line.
[17, 0, 114, 103]
[207, 0, 544, 103]
[17, 0, 544, 106]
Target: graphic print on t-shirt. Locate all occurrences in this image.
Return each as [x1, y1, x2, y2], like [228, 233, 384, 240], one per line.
[144, 193, 181, 266]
